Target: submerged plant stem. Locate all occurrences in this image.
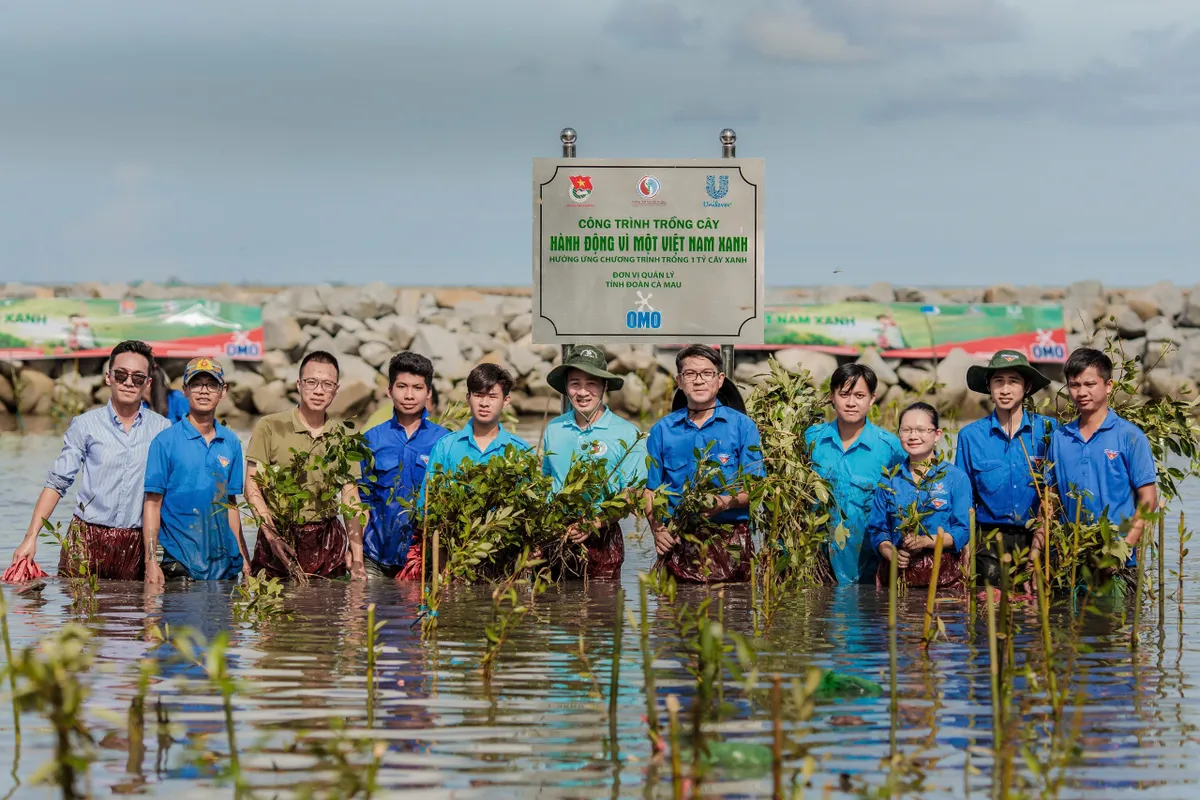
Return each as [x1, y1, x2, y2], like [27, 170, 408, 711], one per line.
[921, 533, 946, 648]
[0, 591, 20, 748]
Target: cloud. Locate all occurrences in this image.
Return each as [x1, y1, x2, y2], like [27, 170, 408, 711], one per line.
[605, 0, 702, 48]
[736, 0, 1021, 64]
[870, 29, 1200, 124]
[739, 8, 872, 64]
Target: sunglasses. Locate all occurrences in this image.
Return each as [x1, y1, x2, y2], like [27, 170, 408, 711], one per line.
[111, 369, 149, 387]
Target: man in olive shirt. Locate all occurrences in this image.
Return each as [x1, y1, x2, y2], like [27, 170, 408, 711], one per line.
[245, 351, 367, 580]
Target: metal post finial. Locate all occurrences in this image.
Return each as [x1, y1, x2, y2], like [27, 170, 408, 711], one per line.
[561, 128, 577, 158]
[720, 128, 736, 158]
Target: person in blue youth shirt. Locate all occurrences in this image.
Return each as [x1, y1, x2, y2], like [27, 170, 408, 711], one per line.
[542, 345, 647, 579]
[360, 352, 449, 580]
[869, 403, 972, 588]
[805, 363, 907, 585]
[143, 357, 251, 583]
[1049, 348, 1157, 568]
[425, 363, 533, 478]
[645, 344, 764, 584]
[956, 350, 1058, 585]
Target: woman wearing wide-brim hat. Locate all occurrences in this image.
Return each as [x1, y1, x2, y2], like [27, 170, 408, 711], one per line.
[542, 345, 647, 580]
[955, 350, 1059, 587]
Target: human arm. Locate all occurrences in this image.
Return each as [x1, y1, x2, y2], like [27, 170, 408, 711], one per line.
[643, 426, 675, 554]
[230, 500, 250, 578]
[11, 489, 62, 564]
[1124, 429, 1159, 549]
[1126, 484, 1158, 549]
[342, 482, 367, 580]
[13, 421, 89, 563]
[704, 419, 761, 518]
[143, 493, 165, 584]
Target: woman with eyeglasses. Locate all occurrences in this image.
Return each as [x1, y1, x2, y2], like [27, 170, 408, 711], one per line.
[6, 340, 171, 581]
[867, 402, 972, 589]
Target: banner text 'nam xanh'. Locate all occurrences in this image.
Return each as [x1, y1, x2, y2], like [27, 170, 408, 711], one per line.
[764, 302, 1068, 362]
[0, 298, 264, 361]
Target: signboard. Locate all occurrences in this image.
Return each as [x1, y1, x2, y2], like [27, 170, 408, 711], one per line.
[532, 159, 765, 344]
[762, 302, 1068, 362]
[0, 297, 265, 361]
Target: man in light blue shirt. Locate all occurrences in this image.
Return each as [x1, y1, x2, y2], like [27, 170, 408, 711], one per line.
[8, 340, 171, 580]
[424, 363, 533, 477]
[805, 364, 906, 585]
[542, 345, 646, 579]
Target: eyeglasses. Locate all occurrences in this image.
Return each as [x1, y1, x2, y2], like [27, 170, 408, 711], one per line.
[300, 378, 338, 391]
[899, 427, 937, 436]
[679, 369, 719, 382]
[188, 382, 221, 394]
[111, 369, 148, 387]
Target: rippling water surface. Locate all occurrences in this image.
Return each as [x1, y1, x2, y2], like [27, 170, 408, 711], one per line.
[3, 428, 1200, 798]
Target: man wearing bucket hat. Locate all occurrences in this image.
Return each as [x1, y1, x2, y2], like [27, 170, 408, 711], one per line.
[955, 349, 1058, 585]
[143, 357, 251, 583]
[542, 345, 647, 579]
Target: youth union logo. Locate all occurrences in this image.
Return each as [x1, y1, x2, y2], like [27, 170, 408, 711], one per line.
[569, 175, 593, 203]
[704, 175, 731, 208]
[637, 175, 661, 199]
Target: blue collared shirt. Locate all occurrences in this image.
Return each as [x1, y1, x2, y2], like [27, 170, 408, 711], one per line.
[425, 422, 533, 477]
[360, 411, 450, 567]
[1048, 410, 1156, 560]
[541, 407, 648, 495]
[144, 418, 245, 580]
[955, 411, 1057, 529]
[805, 420, 907, 584]
[45, 402, 172, 528]
[867, 460, 972, 553]
[645, 403, 764, 525]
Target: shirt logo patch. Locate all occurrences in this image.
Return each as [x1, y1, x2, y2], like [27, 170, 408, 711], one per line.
[717, 453, 732, 465]
[420, 454, 430, 464]
[1104, 449, 1119, 461]
[581, 439, 608, 457]
[1001, 354, 1018, 362]
[930, 498, 946, 509]
[217, 456, 230, 468]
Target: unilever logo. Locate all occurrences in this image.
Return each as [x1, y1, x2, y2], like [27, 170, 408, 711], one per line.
[704, 175, 731, 208]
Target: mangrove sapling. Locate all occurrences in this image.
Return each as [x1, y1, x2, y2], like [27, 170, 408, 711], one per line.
[8, 624, 96, 799]
[0, 590, 20, 749]
[744, 359, 837, 586]
[921, 533, 947, 648]
[631, 574, 663, 752]
[170, 628, 244, 791]
[480, 548, 552, 684]
[365, 603, 385, 729]
[608, 587, 624, 762]
[291, 721, 386, 800]
[245, 420, 372, 585]
[231, 570, 291, 624]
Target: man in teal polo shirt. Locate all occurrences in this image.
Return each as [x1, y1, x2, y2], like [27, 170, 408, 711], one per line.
[425, 363, 533, 476]
[542, 345, 647, 578]
[143, 357, 251, 583]
[805, 363, 906, 585]
[1048, 347, 1157, 567]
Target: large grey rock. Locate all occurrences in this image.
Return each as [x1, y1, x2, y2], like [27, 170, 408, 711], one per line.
[1148, 280, 1184, 321]
[846, 282, 894, 304]
[934, 347, 986, 412]
[316, 285, 359, 317]
[344, 282, 398, 321]
[897, 364, 935, 391]
[498, 296, 531, 322]
[411, 324, 469, 381]
[983, 284, 1020, 304]
[506, 313, 533, 341]
[394, 289, 423, 318]
[1124, 292, 1161, 322]
[16, 370, 55, 415]
[252, 381, 294, 415]
[610, 372, 649, 414]
[507, 344, 551, 377]
[328, 381, 376, 419]
[1111, 305, 1146, 338]
[1067, 279, 1104, 299]
[1062, 280, 1108, 333]
[613, 347, 658, 374]
[367, 314, 418, 351]
[773, 348, 838, 388]
[855, 347, 898, 387]
[294, 286, 327, 318]
[816, 285, 854, 303]
[228, 370, 266, 412]
[1145, 317, 1178, 344]
[337, 353, 386, 388]
[259, 350, 293, 383]
[262, 307, 304, 353]
[0, 373, 13, 409]
[1177, 287, 1200, 328]
[359, 340, 393, 368]
[734, 360, 771, 385]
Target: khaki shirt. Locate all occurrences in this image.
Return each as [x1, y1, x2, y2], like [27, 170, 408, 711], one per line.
[246, 408, 362, 523]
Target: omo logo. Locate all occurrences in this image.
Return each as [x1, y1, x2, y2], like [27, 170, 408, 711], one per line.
[225, 331, 261, 358]
[1031, 329, 1065, 361]
[626, 291, 662, 329]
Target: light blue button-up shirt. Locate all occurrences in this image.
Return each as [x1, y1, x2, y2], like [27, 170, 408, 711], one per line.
[425, 422, 533, 476]
[45, 402, 172, 528]
[541, 407, 647, 494]
[805, 420, 907, 585]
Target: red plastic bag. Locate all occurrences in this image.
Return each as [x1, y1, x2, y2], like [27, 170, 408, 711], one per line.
[658, 522, 753, 584]
[3, 556, 49, 583]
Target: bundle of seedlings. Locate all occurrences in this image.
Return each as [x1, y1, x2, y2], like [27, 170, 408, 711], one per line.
[246, 420, 371, 584]
[744, 358, 836, 586]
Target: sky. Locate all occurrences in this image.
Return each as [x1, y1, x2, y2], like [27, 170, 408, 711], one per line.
[2, 0, 1198, 287]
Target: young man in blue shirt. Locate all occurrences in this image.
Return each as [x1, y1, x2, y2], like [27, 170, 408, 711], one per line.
[425, 363, 532, 476]
[1048, 348, 1157, 567]
[645, 344, 764, 583]
[956, 350, 1058, 585]
[542, 344, 647, 579]
[805, 363, 906, 585]
[360, 352, 449, 579]
[143, 357, 250, 583]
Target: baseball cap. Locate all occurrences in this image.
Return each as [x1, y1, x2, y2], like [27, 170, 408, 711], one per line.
[183, 356, 225, 386]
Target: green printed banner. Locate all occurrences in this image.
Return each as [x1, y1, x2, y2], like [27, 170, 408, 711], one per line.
[0, 297, 264, 361]
[761, 302, 1067, 362]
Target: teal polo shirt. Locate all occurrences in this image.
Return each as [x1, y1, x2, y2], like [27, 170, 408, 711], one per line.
[425, 422, 533, 477]
[1048, 410, 1156, 565]
[805, 420, 906, 585]
[541, 407, 647, 494]
[144, 418, 245, 581]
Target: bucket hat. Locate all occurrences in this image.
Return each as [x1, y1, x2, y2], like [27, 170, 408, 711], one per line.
[547, 345, 624, 394]
[966, 349, 1051, 396]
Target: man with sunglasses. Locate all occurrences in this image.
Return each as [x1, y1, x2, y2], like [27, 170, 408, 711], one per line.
[7, 340, 171, 580]
[244, 350, 368, 581]
[143, 358, 251, 583]
[644, 344, 764, 583]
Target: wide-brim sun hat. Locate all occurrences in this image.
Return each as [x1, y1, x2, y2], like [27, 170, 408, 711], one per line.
[546, 344, 624, 394]
[966, 349, 1052, 396]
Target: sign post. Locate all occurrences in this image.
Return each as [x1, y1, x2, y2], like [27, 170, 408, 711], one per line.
[531, 146, 764, 347]
[719, 129, 737, 380]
